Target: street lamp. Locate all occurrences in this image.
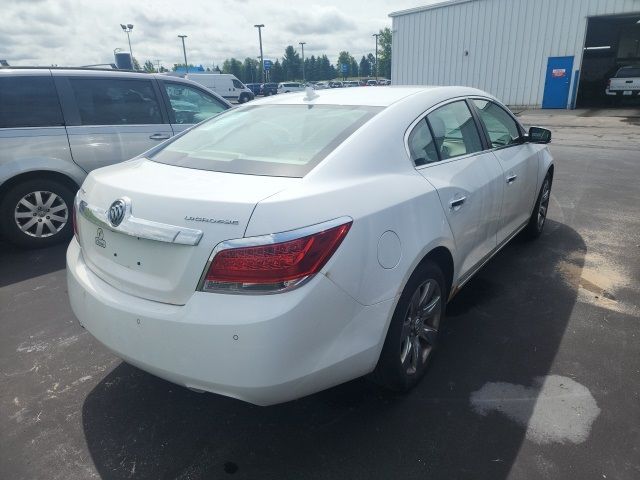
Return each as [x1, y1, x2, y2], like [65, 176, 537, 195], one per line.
[178, 35, 189, 73]
[299, 42, 306, 82]
[372, 33, 380, 80]
[254, 24, 265, 83]
[120, 24, 134, 67]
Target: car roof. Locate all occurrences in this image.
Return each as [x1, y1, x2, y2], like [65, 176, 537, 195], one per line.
[244, 85, 489, 107]
[0, 67, 174, 81]
[0, 67, 233, 107]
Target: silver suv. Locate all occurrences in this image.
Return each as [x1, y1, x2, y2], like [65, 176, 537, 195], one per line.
[0, 67, 231, 248]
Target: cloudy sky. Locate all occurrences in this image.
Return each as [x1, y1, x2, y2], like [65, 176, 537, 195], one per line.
[2, 0, 438, 69]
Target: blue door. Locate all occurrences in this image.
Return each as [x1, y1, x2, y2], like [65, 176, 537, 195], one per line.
[542, 56, 574, 109]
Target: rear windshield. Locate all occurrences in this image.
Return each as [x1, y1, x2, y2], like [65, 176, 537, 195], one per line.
[616, 67, 640, 78]
[151, 104, 382, 177]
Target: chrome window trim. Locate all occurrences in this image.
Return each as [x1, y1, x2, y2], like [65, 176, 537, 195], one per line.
[197, 216, 353, 295]
[78, 196, 203, 246]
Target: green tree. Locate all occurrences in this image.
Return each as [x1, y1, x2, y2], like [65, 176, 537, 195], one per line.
[350, 58, 359, 78]
[271, 59, 284, 83]
[337, 51, 351, 78]
[282, 46, 301, 81]
[222, 58, 243, 79]
[143, 60, 155, 72]
[359, 55, 371, 77]
[242, 57, 260, 83]
[377, 27, 392, 79]
[172, 63, 197, 71]
[367, 53, 376, 77]
[132, 57, 141, 70]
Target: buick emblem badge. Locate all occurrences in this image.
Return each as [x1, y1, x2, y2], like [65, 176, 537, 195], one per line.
[108, 199, 126, 227]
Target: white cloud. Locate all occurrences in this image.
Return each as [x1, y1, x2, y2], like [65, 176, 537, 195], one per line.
[1, 0, 436, 67]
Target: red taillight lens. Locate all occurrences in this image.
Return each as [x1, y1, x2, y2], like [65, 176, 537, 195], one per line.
[202, 220, 352, 293]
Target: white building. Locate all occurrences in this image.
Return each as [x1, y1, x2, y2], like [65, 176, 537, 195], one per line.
[390, 0, 640, 108]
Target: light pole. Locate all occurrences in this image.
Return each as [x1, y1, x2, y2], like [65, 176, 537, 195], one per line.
[155, 59, 161, 72]
[120, 24, 134, 66]
[372, 33, 380, 80]
[178, 35, 188, 73]
[254, 24, 265, 83]
[299, 42, 306, 82]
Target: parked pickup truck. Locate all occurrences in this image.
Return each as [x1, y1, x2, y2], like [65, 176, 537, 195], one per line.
[606, 66, 640, 100]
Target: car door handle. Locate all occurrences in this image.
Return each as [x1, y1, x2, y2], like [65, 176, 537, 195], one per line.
[449, 196, 467, 210]
[506, 174, 518, 184]
[149, 133, 170, 140]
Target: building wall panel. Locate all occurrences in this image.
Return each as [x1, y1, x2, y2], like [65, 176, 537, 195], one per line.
[391, 0, 640, 107]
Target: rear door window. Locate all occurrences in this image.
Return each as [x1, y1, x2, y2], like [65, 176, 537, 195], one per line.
[68, 78, 163, 125]
[471, 99, 522, 148]
[0, 76, 64, 128]
[162, 82, 227, 124]
[426, 101, 483, 160]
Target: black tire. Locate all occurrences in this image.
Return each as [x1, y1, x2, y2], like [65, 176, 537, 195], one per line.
[524, 172, 552, 239]
[372, 260, 446, 392]
[0, 178, 75, 249]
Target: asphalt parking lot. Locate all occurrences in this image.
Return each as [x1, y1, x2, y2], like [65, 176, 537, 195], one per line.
[1, 110, 639, 480]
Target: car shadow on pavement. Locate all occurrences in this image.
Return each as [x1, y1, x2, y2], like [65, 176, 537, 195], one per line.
[82, 220, 585, 480]
[0, 240, 68, 288]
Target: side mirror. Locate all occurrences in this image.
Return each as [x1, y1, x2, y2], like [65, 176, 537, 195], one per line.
[528, 126, 551, 144]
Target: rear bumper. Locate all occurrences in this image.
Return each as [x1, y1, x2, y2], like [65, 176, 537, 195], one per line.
[606, 88, 640, 96]
[66, 239, 394, 405]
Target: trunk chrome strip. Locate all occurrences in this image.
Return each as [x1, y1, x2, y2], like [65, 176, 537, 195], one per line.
[78, 198, 203, 246]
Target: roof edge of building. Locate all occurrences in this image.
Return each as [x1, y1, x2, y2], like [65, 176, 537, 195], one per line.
[389, 0, 478, 18]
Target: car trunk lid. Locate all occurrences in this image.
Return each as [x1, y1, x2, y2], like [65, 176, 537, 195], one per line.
[76, 158, 297, 305]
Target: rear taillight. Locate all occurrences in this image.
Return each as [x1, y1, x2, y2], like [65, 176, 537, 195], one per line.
[200, 218, 352, 293]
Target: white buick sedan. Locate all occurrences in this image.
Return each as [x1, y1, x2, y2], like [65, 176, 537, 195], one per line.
[67, 86, 553, 405]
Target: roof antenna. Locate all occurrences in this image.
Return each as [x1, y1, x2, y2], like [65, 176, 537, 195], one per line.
[303, 85, 319, 101]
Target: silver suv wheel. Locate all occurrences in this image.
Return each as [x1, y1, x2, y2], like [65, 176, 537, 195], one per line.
[14, 190, 69, 238]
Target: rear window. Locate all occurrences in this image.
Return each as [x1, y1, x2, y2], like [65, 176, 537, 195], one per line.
[0, 76, 64, 128]
[616, 67, 640, 78]
[151, 104, 382, 177]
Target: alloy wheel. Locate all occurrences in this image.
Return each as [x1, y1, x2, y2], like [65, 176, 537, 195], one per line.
[14, 190, 69, 238]
[400, 279, 442, 375]
[538, 178, 551, 230]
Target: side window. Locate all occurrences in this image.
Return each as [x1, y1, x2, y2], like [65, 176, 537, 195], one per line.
[0, 76, 63, 128]
[408, 119, 439, 166]
[68, 78, 162, 126]
[163, 82, 227, 124]
[232, 79, 244, 89]
[427, 101, 483, 160]
[472, 99, 521, 148]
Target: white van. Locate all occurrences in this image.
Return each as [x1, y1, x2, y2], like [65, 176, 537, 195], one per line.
[184, 74, 255, 103]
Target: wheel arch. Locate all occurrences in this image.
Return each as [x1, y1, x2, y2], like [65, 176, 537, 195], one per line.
[415, 246, 455, 301]
[0, 170, 81, 203]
